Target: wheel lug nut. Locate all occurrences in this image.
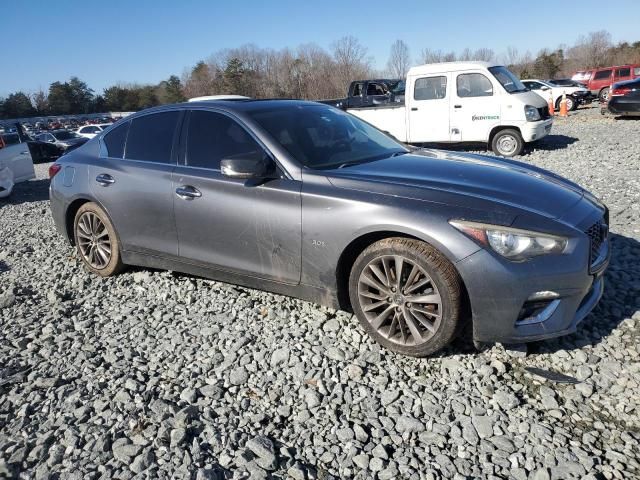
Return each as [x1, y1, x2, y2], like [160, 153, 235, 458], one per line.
[391, 287, 396, 292]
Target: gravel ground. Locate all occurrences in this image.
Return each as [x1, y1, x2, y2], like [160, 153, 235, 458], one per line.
[1, 106, 639, 479]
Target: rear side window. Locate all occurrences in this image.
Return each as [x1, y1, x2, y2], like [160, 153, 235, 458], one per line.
[352, 83, 363, 96]
[186, 110, 263, 170]
[617, 67, 631, 77]
[593, 70, 612, 80]
[457, 73, 493, 97]
[367, 83, 385, 95]
[125, 111, 180, 163]
[414, 76, 447, 100]
[103, 121, 129, 159]
[635, 67, 640, 76]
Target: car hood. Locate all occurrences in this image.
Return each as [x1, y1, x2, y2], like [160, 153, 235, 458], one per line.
[326, 150, 584, 220]
[510, 90, 548, 108]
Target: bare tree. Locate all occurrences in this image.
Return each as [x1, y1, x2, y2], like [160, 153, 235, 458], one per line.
[331, 36, 372, 90]
[567, 30, 613, 69]
[387, 40, 410, 78]
[473, 48, 495, 62]
[419, 48, 456, 64]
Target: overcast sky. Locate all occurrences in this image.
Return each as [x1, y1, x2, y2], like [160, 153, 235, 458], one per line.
[2, 0, 639, 96]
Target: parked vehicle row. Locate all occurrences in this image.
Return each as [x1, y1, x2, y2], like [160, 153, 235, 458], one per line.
[48, 97, 609, 357]
[572, 64, 640, 101]
[331, 61, 552, 157]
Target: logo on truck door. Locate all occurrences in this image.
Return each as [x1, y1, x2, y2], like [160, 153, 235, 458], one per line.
[472, 115, 500, 121]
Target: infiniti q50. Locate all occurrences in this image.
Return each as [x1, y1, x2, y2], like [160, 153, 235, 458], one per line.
[49, 99, 609, 357]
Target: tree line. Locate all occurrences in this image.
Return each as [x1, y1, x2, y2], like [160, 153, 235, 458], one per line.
[2, 30, 639, 120]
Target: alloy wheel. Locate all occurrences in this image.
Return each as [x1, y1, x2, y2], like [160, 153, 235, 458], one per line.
[76, 211, 112, 269]
[357, 254, 442, 346]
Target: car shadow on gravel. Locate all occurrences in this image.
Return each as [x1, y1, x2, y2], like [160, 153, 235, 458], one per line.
[0, 179, 50, 207]
[528, 134, 578, 152]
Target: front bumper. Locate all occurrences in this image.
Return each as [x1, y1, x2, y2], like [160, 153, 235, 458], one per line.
[456, 206, 609, 344]
[521, 118, 553, 143]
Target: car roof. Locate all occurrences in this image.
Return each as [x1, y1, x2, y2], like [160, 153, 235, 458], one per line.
[408, 61, 498, 76]
[131, 99, 328, 117]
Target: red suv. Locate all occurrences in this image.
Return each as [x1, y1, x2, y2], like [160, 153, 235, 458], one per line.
[572, 64, 640, 101]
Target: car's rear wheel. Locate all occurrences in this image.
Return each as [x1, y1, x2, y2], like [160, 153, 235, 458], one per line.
[491, 129, 523, 157]
[74, 202, 124, 277]
[349, 238, 462, 357]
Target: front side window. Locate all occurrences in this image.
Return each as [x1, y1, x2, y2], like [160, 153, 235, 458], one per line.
[186, 110, 263, 170]
[457, 73, 493, 97]
[617, 67, 631, 77]
[414, 76, 447, 100]
[125, 111, 180, 163]
[247, 104, 406, 169]
[593, 70, 612, 80]
[635, 67, 640, 76]
[103, 121, 129, 158]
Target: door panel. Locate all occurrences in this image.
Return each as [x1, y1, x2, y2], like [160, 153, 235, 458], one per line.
[451, 71, 500, 142]
[89, 160, 178, 255]
[408, 74, 451, 142]
[173, 168, 302, 284]
[0, 144, 34, 182]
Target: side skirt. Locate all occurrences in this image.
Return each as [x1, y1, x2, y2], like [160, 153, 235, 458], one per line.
[121, 250, 341, 310]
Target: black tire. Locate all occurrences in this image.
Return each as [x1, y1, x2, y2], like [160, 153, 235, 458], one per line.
[556, 95, 576, 111]
[73, 202, 124, 277]
[599, 87, 610, 102]
[348, 238, 462, 357]
[491, 129, 523, 157]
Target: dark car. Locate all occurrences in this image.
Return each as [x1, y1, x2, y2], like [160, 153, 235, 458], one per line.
[36, 129, 88, 152]
[48, 100, 609, 357]
[607, 78, 640, 117]
[319, 79, 403, 109]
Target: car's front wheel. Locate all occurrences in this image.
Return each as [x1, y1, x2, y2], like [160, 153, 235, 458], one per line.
[349, 238, 462, 357]
[73, 202, 124, 277]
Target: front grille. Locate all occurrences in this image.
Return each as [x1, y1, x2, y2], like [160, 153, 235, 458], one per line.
[585, 219, 608, 267]
[538, 106, 551, 120]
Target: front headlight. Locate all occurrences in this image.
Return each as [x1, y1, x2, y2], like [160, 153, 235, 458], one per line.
[450, 220, 567, 260]
[524, 105, 541, 122]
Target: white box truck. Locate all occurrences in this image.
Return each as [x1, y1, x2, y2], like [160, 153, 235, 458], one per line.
[341, 62, 553, 157]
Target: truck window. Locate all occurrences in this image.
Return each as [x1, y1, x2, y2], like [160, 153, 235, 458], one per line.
[414, 76, 447, 100]
[352, 83, 364, 96]
[593, 70, 611, 80]
[367, 83, 386, 95]
[635, 67, 640, 76]
[457, 73, 493, 97]
[616, 67, 630, 78]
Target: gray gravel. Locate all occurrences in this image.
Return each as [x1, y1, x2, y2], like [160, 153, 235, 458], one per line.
[1, 106, 639, 479]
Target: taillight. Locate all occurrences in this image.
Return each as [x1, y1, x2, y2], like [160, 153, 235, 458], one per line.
[611, 86, 631, 97]
[48, 163, 62, 179]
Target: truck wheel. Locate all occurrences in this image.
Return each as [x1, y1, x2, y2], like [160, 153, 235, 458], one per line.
[599, 87, 610, 102]
[491, 129, 523, 157]
[349, 238, 462, 357]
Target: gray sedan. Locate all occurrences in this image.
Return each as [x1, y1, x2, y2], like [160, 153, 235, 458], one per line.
[48, 100, 609, 356]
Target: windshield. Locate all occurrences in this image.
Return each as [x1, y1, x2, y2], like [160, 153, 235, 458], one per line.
[248, 104, 407, 169]
[53, 131, 80, 140]
[391, 80, 405, 95]
[489, 66, 528, 93]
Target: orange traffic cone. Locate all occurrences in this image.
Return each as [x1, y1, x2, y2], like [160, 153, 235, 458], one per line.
[548, 94, 555, 116]
[559, 92, 568, 117]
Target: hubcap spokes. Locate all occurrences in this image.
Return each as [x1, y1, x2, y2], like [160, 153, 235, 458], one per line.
[77, 212, 111, 269]
[498, 136, 516, 155]
[358, 255, 442, 346]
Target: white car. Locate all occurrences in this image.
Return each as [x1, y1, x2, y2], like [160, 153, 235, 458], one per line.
[0, 129, 35, 198]
[76, 125, 104, 139]
[346, 61, 552, 157]
[521, 79, 590, 111]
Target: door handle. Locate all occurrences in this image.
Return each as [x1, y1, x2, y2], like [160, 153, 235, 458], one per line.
[176, 185, 202, 200]
[454, 105, 462, 109]
[410, 107, 418, 111]
[96, 173, 115, 186]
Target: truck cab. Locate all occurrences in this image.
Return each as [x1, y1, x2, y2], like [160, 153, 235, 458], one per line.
[346, 62, 553, 157]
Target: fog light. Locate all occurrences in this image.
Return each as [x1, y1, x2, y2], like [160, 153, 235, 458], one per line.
[516, 297, 561, 326]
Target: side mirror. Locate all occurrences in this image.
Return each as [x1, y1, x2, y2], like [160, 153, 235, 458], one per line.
[220, 153, 272, 179]
[541, 86, 551, 91]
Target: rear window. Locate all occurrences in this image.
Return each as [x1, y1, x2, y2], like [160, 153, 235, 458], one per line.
[125, 111, 180, 164]
[593, 70, 612, 80]
[103, 121, 129, 158]
[414, 76, 447, 100]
